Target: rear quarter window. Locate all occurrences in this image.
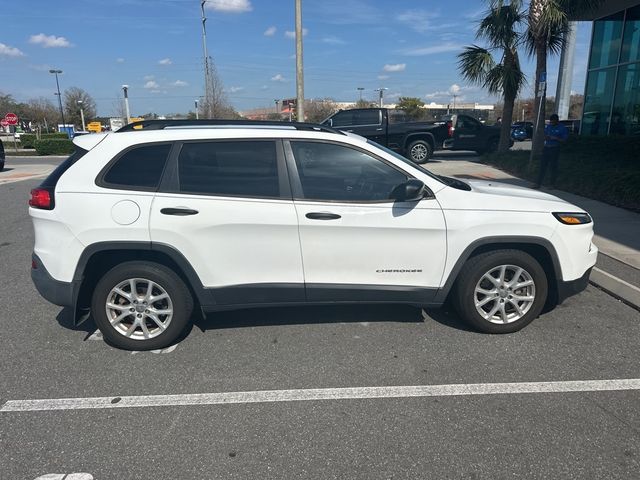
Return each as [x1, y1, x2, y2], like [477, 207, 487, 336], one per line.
[100, 143, 171, 190]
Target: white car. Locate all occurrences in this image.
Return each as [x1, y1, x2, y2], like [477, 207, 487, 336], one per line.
[29, 120, 597, 350]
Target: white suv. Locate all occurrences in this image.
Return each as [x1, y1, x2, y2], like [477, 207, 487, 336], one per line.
[29, 120, 597, 350]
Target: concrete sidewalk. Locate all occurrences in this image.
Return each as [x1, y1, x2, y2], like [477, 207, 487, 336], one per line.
[428, 151, 640, 308]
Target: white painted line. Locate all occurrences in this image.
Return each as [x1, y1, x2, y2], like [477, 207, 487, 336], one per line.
[2, 379, 639, 413]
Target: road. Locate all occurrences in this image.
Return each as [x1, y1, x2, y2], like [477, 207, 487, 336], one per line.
[0, 156, 638, 479]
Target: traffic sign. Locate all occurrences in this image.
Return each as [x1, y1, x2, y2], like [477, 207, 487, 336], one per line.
[4, 113, 18, 125]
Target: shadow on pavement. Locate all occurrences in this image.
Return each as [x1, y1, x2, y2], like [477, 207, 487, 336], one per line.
[195, 304, 426, 332]
[56, 307, 97, 338]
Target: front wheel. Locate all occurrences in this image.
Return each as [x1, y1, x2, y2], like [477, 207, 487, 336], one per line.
[406, 140, 433, 164]
[452, 250, 548, 333]
[91, 261, 194, 350]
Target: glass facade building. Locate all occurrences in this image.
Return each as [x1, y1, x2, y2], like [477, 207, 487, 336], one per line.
[582, 5, 640, 135]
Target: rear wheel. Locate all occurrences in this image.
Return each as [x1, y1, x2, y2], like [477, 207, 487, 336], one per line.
[452, 250, 548, 333]
[407, 140, 433, 164]
[91, 261, 194, 350]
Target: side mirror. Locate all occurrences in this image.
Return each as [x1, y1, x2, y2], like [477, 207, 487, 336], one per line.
[390, 179, 426, 202]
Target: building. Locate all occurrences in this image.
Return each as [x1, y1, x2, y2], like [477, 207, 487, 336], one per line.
[578, 1, 640, 135]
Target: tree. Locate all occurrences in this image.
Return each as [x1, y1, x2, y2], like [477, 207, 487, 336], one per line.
[526, 0, 603, 159]
[396, 97, 426, 120]
[23, 97, 59, 131]
[304, 98, 338, 123]
[64, 87, 97, 128]
[355, 99, 376, 108]
[458, 1, 526, 152]
[200, 59, 238, 119]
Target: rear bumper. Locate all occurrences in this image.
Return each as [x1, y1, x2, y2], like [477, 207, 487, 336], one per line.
[31, 254, 76, 307]
[557, 267, 592, 304]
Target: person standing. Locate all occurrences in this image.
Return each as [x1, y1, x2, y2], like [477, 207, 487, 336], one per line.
[534, 114, 568, 189]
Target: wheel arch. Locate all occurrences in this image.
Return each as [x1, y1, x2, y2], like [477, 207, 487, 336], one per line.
[436, 236, 562, 305]
[404, 132, 435, 151]
[74, 242, 213, 316]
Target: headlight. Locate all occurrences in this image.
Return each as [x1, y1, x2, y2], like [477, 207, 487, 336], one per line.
[553, 212, 592, 225]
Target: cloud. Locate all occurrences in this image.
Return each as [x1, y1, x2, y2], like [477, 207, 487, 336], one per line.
[383, 63, 406, 72]
[260, 85, 269, 90]
[449, 84, 461, 95]
[322, 36, 346, 45]
[116, 58, 125, 63]
[228, 86, 244, 93]
[205, 0, 252, 13]
[158, 58, 172, 65]
[144, 80, 160, 89]
[172, 80, 188, 87]
[377, 75, 389, 80]
[29, 33, 72, 48]
[424, 84, 473, 100]
[285, 29, 308, 39]
[396, 10, 438, 33]
[264, 26, 277, 36]
[271, 73, 286, 82]
[401, 43, 461, 56]
[0, 43, 25, 57]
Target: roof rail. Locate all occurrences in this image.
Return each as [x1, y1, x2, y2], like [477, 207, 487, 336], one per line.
[116, 119, 344, 135]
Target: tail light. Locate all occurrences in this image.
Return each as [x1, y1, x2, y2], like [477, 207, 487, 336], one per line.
[29, 188, 54, 210]
[447, 120, 454, 137]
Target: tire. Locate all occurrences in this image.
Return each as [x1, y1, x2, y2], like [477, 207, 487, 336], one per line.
[406, 140, 433, 164]
[91, 261, 194, 350]
[452, 249, 548, 334]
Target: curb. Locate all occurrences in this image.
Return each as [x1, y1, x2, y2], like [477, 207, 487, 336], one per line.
[590, 267, 640, 310]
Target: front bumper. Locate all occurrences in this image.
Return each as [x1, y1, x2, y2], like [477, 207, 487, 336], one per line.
[31, 254, 76, 307]
[557, 267, 592, 304]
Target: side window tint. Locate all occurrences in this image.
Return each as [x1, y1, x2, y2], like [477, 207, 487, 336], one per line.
[331, 111, 354, 127]
[353, 110, 381, 125]
[178, 141, 280, 198]
[103, 144, 170, 189]
[291, 141, 407, 202]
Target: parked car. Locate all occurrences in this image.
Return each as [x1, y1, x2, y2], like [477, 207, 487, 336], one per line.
[0, 137, 5, 171]
[29, 119, 597, 350]
[322, 108, 504, 163]
[511, 121, 534, 140]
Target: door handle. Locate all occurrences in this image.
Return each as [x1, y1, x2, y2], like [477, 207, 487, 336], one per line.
[160, 207, 199, 216]
[305, 212, 341, 220]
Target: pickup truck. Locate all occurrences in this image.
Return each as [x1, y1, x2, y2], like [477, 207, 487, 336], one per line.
[322, 108, 503, 163]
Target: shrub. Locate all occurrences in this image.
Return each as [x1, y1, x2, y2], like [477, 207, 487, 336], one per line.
[34, 138, 75, 156]
[482, 136, 640, 212]
[20, 133, 69, 149]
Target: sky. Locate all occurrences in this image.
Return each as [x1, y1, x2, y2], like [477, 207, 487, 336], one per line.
[0, 0, 593, 118]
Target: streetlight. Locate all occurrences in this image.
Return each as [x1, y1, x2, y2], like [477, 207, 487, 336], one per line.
[77, 100, 86, 131]
[295, 0, 305, 121]
[357, 87, 364, 102]
[374, 87, 387, 108]
[122, 85, 131, 124]
[49, 69, 66, 135]
[195, 99, 199, 119]
[274, 99, 280, 115]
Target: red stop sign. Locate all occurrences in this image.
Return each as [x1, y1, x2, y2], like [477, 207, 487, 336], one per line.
[4, 113, 18, 125]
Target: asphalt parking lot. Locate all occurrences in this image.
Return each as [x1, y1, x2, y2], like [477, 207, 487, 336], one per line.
[1, 157, 639, 479]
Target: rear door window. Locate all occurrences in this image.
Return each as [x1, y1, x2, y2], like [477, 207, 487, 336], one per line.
[177, 140, 281, 198]
[353, 110, 382, 126]
[102, 144, 171, 190]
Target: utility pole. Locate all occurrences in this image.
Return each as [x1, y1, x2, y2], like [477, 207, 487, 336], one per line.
[201, 0, 212, 118]
[122, 85, 131, 124]
[78, 100, 86, 131]
[295, 0, 304, 121]
[195, 99, 199, 119]
[452, 94, 458, 111]
[274, 99, 280, 115]
[49, 69, 66, 134]
[374, 87, 387, 108]
[357, 87, 364, 102]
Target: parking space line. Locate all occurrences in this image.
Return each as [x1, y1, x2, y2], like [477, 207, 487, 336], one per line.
[2, 379, 639, 412]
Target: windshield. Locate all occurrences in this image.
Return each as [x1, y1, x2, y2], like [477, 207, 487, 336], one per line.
[366, 139, 445, 185]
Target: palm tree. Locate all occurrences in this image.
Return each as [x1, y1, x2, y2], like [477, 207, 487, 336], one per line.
[458, 1, 526, 153]
[527, 0, 603, 159]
